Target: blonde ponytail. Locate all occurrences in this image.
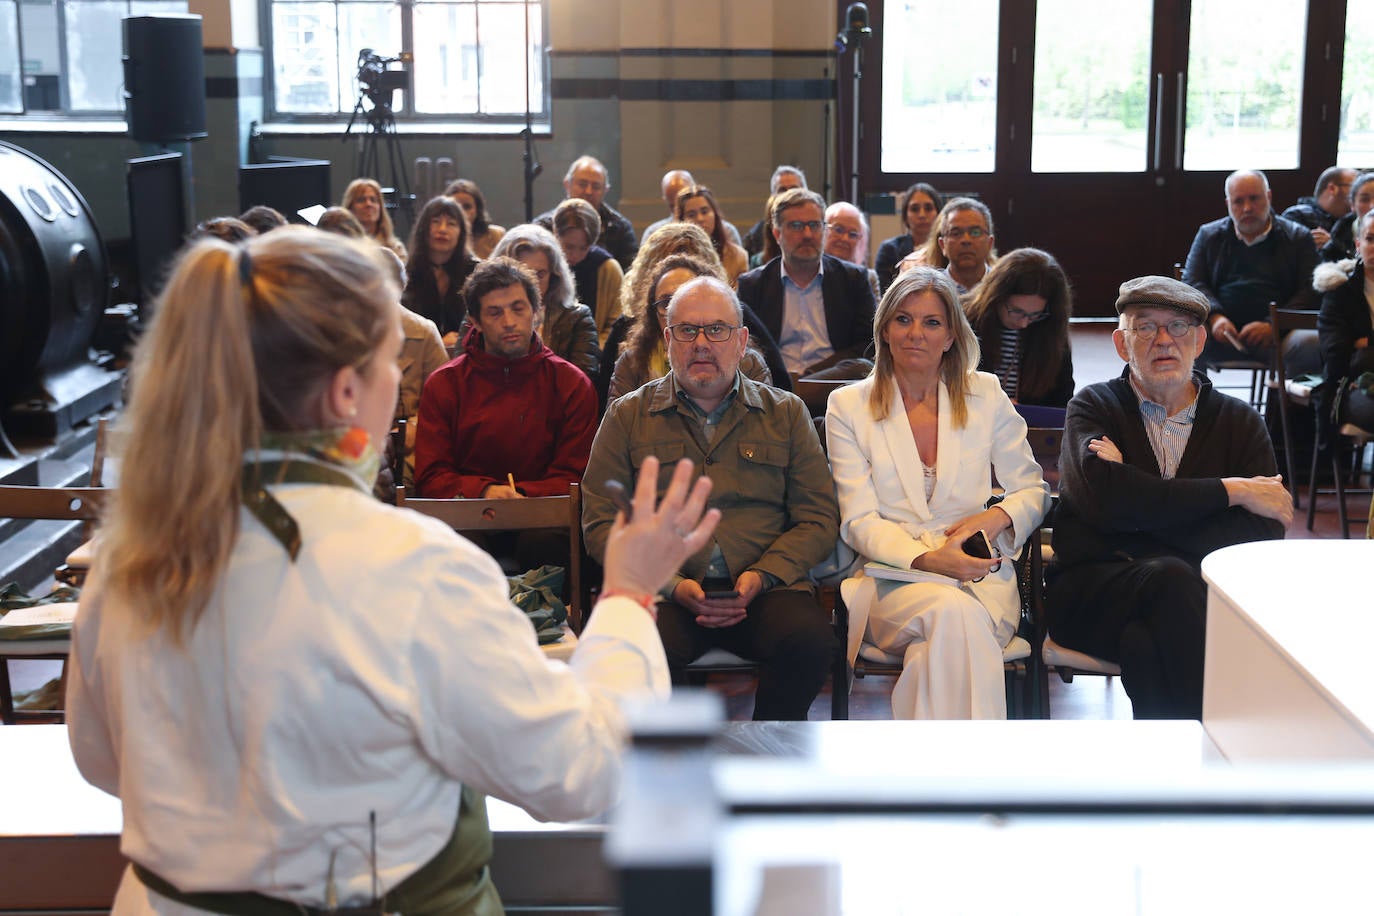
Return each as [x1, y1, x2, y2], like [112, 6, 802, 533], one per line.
[99, 229, 396, 642]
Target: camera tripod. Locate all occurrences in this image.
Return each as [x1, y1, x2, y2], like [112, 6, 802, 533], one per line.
[343, 92, 414, 236]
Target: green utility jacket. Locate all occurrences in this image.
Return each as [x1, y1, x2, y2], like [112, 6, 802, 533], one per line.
[582, 373, 839, 595]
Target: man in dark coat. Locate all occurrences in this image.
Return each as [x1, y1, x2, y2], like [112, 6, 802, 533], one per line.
[1047, 275, 1292, 720]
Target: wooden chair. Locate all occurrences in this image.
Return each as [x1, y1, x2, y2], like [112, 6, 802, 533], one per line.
[397, 483, 585, 632]
[90, 417, 111, 488]
[0, 485, 108, 725]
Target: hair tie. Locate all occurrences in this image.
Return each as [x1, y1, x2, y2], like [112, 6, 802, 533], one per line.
[238, 248, 254, 287]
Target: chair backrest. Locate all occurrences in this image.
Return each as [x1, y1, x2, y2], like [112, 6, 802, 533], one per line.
[1269, 304, 1320, 387]
[398, 483, 584, 631]
[0, 486, 107, 522]
[1024, 427, 1064, 494]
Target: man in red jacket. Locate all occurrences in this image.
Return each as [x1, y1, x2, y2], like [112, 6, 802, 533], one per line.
[415, 257, 597, 503]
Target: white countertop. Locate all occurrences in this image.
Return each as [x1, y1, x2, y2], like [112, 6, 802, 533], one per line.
[1203, 539, 1374, 732]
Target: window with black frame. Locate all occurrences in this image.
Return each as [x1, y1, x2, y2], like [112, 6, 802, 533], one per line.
[265, 0, 547, 124]
[0, 0, 186, 116]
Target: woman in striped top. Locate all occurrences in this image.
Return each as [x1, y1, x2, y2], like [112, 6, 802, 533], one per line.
[964, 247, 1075, 409]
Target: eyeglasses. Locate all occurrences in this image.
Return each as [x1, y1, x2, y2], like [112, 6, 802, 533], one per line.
[825, 224, 862, 241]
[571, 179, 605, 193]
[1002, 302, 1050, 323]
[783, 220, 824, 234]
[653, 296, 673, 314]
[1124, 319, 1200, 339]
[942, 226, 987, 240]
[668, 322, 741, 343]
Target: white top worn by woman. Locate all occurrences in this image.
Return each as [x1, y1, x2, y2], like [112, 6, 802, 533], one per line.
[67, 479, 668, 909]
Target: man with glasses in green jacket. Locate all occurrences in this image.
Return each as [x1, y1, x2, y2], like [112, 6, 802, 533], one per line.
[582, 276, 840, 721]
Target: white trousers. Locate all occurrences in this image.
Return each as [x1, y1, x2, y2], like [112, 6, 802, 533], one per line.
[866, 580, 1008, 720]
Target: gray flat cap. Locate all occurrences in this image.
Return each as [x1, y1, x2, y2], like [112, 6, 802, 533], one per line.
[1114, 275, 1209, 323]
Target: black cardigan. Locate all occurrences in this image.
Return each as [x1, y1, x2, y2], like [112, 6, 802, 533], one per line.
[1051, 368, 1285, 572]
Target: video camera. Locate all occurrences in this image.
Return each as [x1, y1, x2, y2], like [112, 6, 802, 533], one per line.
[356, 48, 411, 110]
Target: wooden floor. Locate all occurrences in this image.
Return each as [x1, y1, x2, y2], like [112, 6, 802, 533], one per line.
[5, 325, 1364, 722]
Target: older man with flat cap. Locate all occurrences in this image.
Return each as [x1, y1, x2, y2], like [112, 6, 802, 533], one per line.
[1045, 275, 1291, 720]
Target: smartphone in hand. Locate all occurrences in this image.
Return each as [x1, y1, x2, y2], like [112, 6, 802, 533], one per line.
[703, 589, 740, 600]
[961, 529, 994, 559]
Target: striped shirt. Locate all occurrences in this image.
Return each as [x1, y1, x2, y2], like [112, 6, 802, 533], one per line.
[994, 327, 1021, 400]
[1130, 376, 1198, 480]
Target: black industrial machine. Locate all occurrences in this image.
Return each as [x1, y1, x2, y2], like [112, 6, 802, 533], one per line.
[0, 141, 121, 443]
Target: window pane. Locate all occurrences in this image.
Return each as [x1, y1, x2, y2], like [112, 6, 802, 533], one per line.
[65, 0, 125, 110]
[880, 0, 998, 174]
[1338, 2, 1374, 166]
[1184, 0, 1306, 171]
[336, 2, 401, 114]
[1031, 0, 1151, 173]
[0, 1, 20, 112]
[273, 1, 339, 113]
[412, 1, 476, 114]
[473, 0, 541, 115]
[18, 0, 59, 111]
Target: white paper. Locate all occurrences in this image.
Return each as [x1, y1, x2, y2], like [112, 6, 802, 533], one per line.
[0, 602, 78, 628]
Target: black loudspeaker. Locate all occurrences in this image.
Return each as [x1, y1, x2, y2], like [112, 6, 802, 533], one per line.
[122, 15, 208, 143]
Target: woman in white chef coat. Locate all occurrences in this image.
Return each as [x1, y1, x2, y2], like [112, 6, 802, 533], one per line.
[826, 267, 1049, 719]
[66, 227, 718, 915]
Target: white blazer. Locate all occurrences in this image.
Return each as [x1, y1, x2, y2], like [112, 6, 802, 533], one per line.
[825, 372, 1051, 665]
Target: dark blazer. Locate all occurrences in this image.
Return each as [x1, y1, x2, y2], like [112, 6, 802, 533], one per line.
[1318, 261, 1373, 385]
[735, 254, 877, 373]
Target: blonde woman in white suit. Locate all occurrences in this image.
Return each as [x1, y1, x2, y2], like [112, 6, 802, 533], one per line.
[826, 267, 1050, 719]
